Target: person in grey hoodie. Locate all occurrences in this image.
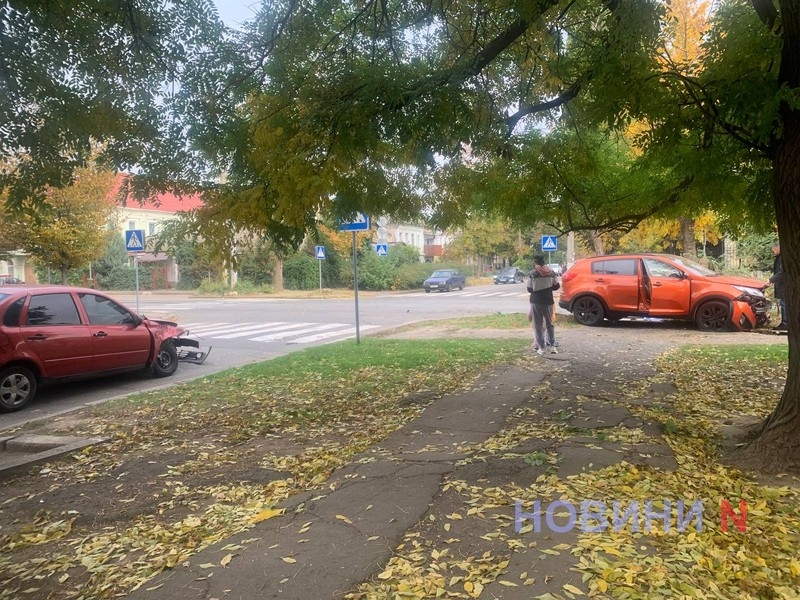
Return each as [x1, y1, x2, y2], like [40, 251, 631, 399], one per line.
[528, 255, 560, 354]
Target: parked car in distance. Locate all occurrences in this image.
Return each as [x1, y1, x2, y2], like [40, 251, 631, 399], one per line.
[558, 254, 770, 332]
[0, 276, 24, 285]
[547, 264, 563, 276]
[0, 286, 195, 411]
[423, 269, 466, 293]
[493, 267, 525, 284]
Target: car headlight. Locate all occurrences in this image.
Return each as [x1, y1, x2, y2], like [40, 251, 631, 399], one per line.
[734, 286, 765, 297]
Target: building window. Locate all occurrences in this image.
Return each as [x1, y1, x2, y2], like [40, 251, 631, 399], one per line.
[128, 220, 136, 230]
[149, 222, 157, 236]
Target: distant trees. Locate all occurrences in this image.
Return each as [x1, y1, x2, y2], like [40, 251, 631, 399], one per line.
[2, 166, 117, 282]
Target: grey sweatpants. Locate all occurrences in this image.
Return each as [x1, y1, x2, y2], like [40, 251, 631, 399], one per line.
[531, 302, 555, 349]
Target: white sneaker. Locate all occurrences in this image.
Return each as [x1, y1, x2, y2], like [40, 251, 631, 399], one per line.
[536, 347, 545, 356]
[549, 346, 558, 354]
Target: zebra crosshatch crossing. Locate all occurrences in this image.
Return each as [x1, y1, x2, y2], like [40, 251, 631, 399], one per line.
[176, 321, 380, 345]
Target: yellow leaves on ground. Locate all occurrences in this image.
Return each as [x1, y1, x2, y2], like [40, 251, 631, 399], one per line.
[351, 344, 800, 600]
[251, 508, 284, 523]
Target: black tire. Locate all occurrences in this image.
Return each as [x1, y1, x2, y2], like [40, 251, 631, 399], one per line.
[573, 296, 605, 326]
[695, 300, 731, 332]
[425, 289, 431, 293]
[459, 283, 464, 290]
[153, 342, 179, 377]
[444, 284, 451, 292]
[0, 366, 37, 412]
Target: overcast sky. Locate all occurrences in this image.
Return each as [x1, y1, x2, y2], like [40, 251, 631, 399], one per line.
[213, 0, 260, 27]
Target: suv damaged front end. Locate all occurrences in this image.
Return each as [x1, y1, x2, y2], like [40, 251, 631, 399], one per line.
[731, 286, 771, 330]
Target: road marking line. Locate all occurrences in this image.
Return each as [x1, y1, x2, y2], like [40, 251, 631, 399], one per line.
[250, 323, 346, 342]
[289, 325, 381, 344]
[212, 322, 313, 339]
[182, 323, 263, 335]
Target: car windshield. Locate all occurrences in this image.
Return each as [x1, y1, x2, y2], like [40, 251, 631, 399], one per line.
[0, 293, 8, 300]
[500, 268, 516, 274]
[431, 270, 453, 278]
[669, 256, 718, 277]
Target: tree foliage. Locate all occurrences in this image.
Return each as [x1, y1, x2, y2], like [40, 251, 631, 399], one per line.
[0, 0, 229, 206]
[2, 166, 118, 282]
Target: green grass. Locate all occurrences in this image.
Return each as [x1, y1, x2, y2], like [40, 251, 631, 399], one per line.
[671, 343, 788, 366]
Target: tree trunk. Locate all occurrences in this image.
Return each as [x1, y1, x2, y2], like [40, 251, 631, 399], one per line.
[743, 0, 800, 471]
[589, 230, 604, 255]
[60, 267, 68, 284]
[678, 217, 696, 258]
[272, 254, 284, 291]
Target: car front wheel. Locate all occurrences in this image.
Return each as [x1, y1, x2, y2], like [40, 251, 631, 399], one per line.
[153, 342, 179, 377]
[0, 366, 37, 412]
[573, 296, 605, 326]
[695, 301, 731, 332]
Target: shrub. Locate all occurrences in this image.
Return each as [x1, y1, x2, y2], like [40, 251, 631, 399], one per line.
[284, 254, 320, 289]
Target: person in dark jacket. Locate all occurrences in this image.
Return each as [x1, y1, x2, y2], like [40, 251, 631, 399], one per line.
[768, 242, 787, 330]
[528, 255, 559, 355]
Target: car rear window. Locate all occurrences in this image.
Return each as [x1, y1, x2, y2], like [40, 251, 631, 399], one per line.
[25, 293, 82, 326]
[591, 259, 638, 276]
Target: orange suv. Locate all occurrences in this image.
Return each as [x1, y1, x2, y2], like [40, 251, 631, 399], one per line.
[559, 254, 770, 331]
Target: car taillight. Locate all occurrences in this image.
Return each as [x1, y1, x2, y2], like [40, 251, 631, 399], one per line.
[562, 271, 578, 284]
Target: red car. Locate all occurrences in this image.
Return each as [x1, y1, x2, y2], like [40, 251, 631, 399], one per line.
[0, 286, 200, 412]
[559, 254, 770, 331]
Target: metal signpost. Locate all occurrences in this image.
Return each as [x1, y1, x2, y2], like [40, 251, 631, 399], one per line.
[338, 212, 370, 343]
[125, 229, 146, 312]
[315, 245, 326, 290]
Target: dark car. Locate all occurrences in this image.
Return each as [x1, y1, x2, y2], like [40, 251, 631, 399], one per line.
[423, 269, 466, 293]
[493, 267, 525, 284]
[0, 286, 199, 411]
[0, 276, 24, 285]
[558, 254, 770, 331]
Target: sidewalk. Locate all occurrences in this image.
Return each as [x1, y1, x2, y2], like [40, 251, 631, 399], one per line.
[126, 327, 679, 599]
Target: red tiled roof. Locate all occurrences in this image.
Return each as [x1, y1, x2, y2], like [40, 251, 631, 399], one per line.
[111, 174, 205, 213]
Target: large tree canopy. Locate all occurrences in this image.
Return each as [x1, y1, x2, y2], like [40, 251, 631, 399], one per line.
[0, 0, 229, 205]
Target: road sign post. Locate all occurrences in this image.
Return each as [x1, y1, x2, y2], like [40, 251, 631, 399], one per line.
[315, 246, 326, 290]
[339, 213, 371, 343]
[125, 230, 146, 312]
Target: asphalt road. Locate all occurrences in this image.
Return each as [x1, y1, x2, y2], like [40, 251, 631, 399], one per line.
[0, 282, 536, 430]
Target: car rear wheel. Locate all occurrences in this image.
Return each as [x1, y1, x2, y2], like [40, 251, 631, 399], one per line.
[573, 296, 605, 326]
[0, 366, 37, 412]
[695, 301, 731, 332]
[153, 342, 179, 377]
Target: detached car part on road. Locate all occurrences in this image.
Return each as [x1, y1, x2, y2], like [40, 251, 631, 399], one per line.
[558, 254, 770, 332]
[0, 286, 209, 412]
[423, 270, 466, 293]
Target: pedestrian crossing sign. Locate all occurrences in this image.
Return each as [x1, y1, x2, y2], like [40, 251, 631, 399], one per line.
[338, 212, 370, 231]
[376, 244, 388, 256]
[315, 245, 326, 260]
[542, 235, 558, 251]
[125, 229, 146, 252]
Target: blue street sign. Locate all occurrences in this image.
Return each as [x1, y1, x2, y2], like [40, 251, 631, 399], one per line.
[338, 212, 370, 231]
[376, 244, 388, 256]
[541, 235, 558, 251]
[125, 229, 146, 252]
[315, 245, 326, 260]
